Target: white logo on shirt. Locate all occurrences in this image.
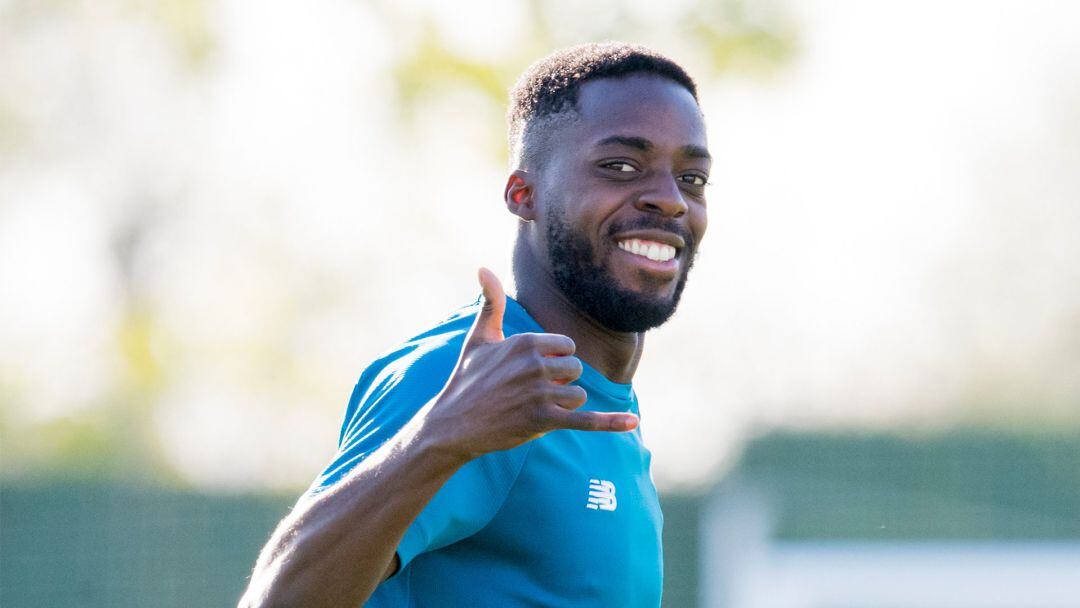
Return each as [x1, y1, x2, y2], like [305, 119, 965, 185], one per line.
[586, 479, 617, 511]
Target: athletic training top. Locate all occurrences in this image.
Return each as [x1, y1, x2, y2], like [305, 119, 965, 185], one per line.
[306, 295, 663, 607]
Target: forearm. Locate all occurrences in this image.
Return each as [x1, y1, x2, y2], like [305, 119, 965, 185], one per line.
[240, 406, 465, 608]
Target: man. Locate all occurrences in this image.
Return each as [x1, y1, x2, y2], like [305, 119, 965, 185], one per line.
[240, 41, 709, 607]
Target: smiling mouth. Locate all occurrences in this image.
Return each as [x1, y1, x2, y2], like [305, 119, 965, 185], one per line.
[616, 238, 678, 262]
[612, 238, 681, 279]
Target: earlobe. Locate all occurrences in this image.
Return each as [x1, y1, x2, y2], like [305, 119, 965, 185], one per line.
[503, 170, 536, 222]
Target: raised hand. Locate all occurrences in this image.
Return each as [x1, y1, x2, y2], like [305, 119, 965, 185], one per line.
[421, 268, 639, 461]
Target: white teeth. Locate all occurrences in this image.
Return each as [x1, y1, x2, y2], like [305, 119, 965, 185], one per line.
[617, 239, 677, 263]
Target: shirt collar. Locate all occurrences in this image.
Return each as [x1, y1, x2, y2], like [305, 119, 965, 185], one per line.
[504, 295, 636, 403]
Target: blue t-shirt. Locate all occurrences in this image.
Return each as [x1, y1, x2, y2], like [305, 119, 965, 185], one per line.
[307, 295, 663, 607]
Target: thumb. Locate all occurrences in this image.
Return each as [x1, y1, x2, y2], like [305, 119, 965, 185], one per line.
[466, 267, 505, 346]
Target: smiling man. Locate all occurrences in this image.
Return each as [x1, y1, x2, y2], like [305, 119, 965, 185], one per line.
[240, 42, 708, 608]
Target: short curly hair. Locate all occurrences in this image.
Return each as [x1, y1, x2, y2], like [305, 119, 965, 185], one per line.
[508, 42, 698, 170]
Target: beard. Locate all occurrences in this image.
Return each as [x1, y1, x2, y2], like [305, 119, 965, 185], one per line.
[545, 205, 697, 333]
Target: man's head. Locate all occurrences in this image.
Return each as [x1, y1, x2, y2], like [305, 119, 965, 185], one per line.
[508, 43, 699, 172]
[505, 42, 710, 333]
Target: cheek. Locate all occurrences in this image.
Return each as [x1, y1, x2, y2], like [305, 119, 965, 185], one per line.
[692, 207, 708, 244]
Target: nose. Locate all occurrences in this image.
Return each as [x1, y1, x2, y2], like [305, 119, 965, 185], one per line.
[634, 174, 688, 218]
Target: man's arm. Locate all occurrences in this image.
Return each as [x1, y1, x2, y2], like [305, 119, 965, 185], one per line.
[238, 269, 638, 608]
[238, 407, 464, 608]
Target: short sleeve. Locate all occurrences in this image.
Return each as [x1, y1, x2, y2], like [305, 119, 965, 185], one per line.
[395, 442, 531, 570]
[303, 341, 452, 495]
[303, 326, 531, 573]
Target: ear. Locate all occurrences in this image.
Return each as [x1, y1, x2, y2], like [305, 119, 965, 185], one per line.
[503, 170, 536, 222]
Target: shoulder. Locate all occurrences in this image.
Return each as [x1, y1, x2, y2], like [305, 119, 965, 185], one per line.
[361, 299, 480, 392]
[355, 293, 535, 395]
[308, 300, 486, 494]
[335, 300, 482, 444]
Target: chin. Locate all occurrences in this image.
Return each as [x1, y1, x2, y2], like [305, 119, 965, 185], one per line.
[545, 207, 693, 332]
[563, 269, 687, 333]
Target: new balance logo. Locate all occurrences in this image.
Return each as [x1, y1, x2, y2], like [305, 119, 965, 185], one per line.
[586, 479, 617, 511]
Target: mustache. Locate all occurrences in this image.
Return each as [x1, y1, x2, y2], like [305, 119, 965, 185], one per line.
[607, 217, 695, 251]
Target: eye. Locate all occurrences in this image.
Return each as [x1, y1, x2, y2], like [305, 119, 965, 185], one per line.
[600, 161, 639, 173]
[679, 173, 708, 186]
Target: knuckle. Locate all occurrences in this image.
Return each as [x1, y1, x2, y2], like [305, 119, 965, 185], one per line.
[527, 351, 546, 374]
[542, 384, 561, 401]
[527, 381, 548, 402]
[504, 333, 526, 351]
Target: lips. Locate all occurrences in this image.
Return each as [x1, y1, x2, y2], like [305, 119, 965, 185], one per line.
[607, 227, 690, 281]
[613, 239, 680, 277]
[613, 230, 686, 252]
[617, 238, 677, 262]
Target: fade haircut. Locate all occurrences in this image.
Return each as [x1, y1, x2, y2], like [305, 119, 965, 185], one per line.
[508, 42, 699, 171]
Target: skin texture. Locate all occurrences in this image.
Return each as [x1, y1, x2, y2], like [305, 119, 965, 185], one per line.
[239, 73, 709, 608]
[507, 74, 709, 382]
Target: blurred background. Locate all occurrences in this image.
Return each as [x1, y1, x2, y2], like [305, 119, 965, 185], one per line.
[1, 0, 1078, 606]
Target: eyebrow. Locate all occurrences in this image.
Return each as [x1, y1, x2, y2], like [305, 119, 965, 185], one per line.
[595, 135, 711, 160]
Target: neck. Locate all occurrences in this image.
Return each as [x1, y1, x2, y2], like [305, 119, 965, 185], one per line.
[509, 239, 644, 384]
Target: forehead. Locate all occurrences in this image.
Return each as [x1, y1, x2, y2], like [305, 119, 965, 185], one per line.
[569, 74, 706, 149]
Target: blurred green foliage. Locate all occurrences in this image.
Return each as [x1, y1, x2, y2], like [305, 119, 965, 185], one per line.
[383, 0, 796, 163]
[733, 431, 1080, 539]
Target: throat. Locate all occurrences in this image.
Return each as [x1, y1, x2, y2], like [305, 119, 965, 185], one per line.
[510, 273, 644, 384]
